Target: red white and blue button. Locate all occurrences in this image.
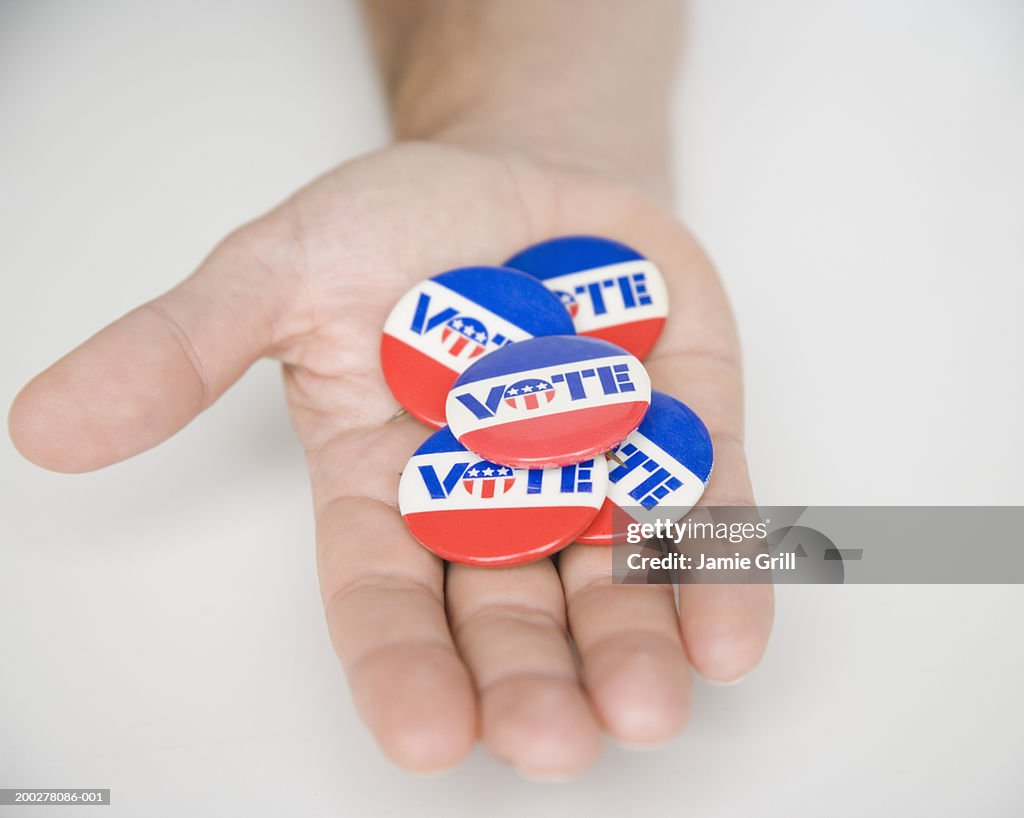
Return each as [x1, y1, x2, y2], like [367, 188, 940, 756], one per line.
[380, 266, 574, 428]
[577, 391, 714, 546]
[399, 426, 609, 566]
[504, 236, 669, 360]
[444, 335, 652, 469]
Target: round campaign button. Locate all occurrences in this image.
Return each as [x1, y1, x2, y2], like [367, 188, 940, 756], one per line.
[445, 335, 652, 469]
[577, 391, 713, 546]
[399, 427, 609, 566]
[504, 236, 669, 360]
[380, 266, 575, 428]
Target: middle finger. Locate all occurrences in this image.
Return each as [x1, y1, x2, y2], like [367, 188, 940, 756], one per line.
[446, 559, 603, 778]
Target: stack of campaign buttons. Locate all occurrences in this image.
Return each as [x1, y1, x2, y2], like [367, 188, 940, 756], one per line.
[504, 236, 669, 360]
[386, 240, 713, 567]
[380, 266, 574, 427]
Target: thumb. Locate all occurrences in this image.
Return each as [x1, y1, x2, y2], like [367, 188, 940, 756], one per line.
[8, 223, 293, 473]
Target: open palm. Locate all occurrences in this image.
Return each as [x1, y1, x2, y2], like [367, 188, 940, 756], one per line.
[10, 141, 772, 777]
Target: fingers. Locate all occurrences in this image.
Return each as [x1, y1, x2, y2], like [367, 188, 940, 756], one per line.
[559, 543, 691, 746]
[317, 495, 477, 773]
[8, 224, 293, 472]
[446, 560, 603, 779]
[314, 422, 601, 777]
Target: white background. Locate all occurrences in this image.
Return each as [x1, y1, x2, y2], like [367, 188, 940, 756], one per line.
[2, 1, 1022, 815]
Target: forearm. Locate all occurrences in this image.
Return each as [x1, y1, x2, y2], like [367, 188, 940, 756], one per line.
[361, 0, 682, 195]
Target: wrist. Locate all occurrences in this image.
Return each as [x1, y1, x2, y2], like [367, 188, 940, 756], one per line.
[398, 96, 674, 201]
[370, 0, 680, 199]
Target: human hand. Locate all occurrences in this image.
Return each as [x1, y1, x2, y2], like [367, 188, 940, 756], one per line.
[9, 139, 773, 776]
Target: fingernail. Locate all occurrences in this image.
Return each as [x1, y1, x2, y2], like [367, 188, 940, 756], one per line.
[702, 673, 747, 687]
[410, 762, 462, 779]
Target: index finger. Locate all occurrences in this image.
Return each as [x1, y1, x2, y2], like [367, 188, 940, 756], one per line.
[312, 423, 477, 772]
